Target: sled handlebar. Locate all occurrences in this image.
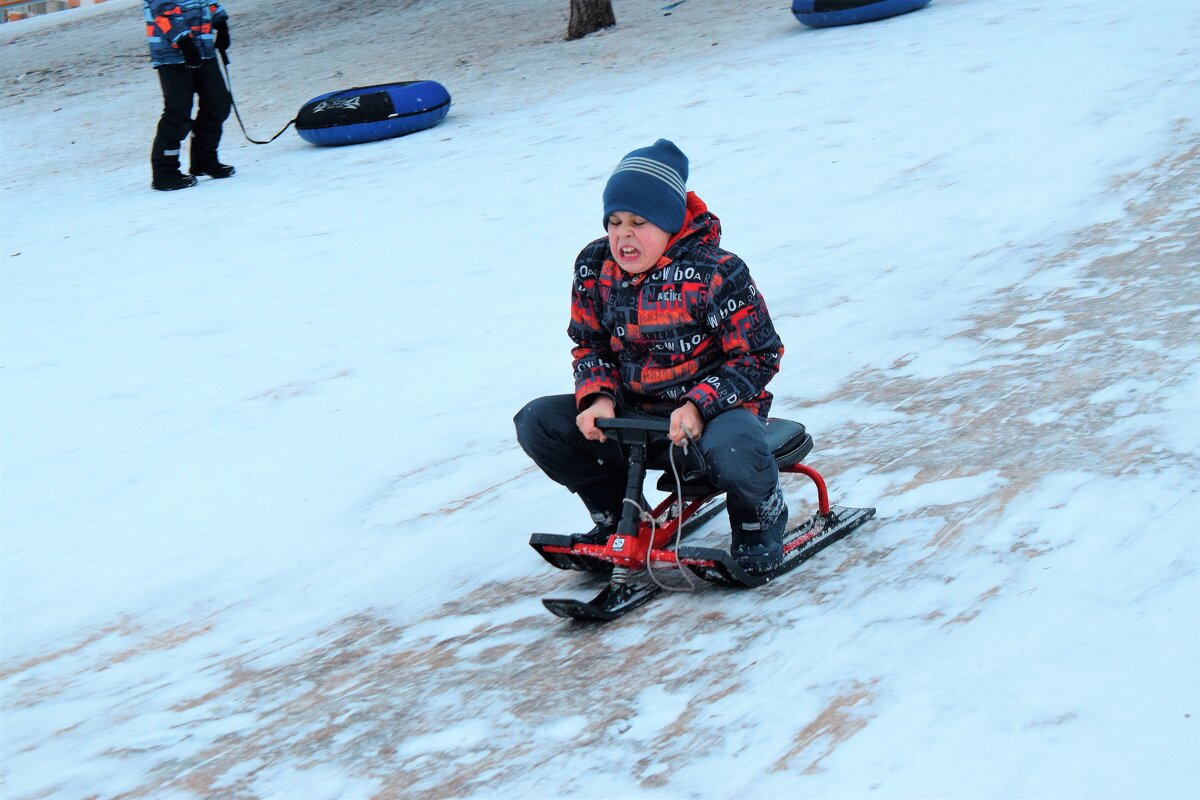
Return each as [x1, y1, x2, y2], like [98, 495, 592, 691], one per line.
[595, 417, 674, 448]
[595, 417, 670, 434]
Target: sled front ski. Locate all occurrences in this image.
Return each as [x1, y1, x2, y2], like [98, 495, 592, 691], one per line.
[675, 504, 876, 587]
[542, 577, 660, 621]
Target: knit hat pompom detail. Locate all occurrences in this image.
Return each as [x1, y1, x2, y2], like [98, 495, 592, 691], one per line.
[602, 139, 689, 235]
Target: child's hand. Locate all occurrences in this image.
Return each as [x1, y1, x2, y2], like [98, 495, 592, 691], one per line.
[576, 395, 616, 442]
[669, 402, 704, 446]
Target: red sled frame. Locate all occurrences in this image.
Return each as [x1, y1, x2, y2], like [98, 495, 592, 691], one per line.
[530, 416, 874, 622]
[534, 462, 834, 573]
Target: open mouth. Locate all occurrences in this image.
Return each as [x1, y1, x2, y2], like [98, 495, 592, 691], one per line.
[619, 246, 640, 259]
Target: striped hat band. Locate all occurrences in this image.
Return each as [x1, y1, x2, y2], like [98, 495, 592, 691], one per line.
[611, 156, 687, 201]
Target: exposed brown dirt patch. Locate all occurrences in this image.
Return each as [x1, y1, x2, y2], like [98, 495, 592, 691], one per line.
[772, 679, 879, 775]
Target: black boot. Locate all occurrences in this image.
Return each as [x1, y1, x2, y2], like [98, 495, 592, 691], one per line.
[570, 482, 627, 545]
[152, 171, 198, 191]
[731, 501, 788, 574]
[572, 509, 619, 545]
[191, 161, 236, 179]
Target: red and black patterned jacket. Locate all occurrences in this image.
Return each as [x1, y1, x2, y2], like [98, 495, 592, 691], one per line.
[569, 192, 784, 421]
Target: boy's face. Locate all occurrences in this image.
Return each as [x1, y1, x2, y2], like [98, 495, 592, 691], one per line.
[606, 212, 672, 275]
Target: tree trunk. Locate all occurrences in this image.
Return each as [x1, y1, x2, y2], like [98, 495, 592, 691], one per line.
[567, 0, 616, 40]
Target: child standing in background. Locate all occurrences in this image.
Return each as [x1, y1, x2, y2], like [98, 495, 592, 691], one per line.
[142, 0, 235, 190]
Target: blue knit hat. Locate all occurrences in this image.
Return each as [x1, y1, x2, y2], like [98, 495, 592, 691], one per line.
[602, 139, 689, 234]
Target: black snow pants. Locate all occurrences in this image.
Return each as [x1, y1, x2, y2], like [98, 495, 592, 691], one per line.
[514, 394, 783, 530]
[150, 60, 232, 178]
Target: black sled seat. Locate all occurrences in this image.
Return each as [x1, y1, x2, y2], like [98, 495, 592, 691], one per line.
[652, 418, 812, 497]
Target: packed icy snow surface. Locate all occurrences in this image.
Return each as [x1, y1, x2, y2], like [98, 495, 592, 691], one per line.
[2, 0, 1199, 797]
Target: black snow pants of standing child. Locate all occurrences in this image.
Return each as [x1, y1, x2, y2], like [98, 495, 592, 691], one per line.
[150, 60, 232, 180]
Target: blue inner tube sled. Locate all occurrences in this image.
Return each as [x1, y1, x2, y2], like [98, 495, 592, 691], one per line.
[295, 80, 451, 147]
[792, 0, 931, 28]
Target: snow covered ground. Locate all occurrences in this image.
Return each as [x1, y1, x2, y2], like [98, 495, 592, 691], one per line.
[2, 0, 1199, 797]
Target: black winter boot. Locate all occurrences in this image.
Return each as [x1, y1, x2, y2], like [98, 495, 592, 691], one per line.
[731, 501, 788, 574]
[152, 171, 198, 191]
[190, 161, 236, 179]
[572, 509, 620, 545]
[570, 482, 629, 545]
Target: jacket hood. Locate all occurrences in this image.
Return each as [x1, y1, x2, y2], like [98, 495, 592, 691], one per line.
[665, 192, 721, 257]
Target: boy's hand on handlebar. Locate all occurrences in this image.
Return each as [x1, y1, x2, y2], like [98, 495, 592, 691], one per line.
[669, 402, 704, 446]
[576, 395, 616, 442]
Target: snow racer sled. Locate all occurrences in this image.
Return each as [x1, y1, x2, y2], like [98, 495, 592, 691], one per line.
[529, 417, 876, 621]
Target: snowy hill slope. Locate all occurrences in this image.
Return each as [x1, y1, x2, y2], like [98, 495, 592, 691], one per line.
[2, 0, 1199, 797]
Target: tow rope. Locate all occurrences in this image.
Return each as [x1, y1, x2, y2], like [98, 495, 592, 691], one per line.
[218, 51, 294, 145]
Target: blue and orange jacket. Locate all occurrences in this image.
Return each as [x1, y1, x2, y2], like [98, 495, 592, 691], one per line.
[142, 0, 228, 67]
[569, 193, 784, 421]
